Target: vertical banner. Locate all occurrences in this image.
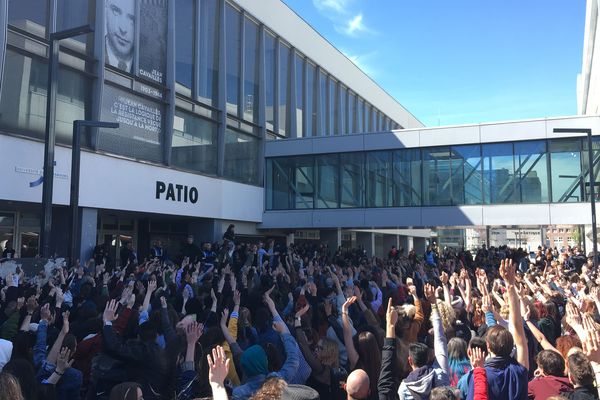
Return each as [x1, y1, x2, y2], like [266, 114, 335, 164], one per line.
[138, 0, 167, 84]
[104, 0, 136, 74]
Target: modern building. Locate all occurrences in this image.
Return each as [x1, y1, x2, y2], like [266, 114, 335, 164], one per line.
[0, 0, 421, 263]
[1, 0, 599, 263]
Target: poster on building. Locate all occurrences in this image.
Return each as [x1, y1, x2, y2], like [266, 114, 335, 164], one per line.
[104, 0, 167, 85]
[138, 0, 167, 84]
[105, 0, 136, 74]
[99, 84, 164, 163]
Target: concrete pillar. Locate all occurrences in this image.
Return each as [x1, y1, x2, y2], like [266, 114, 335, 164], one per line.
[407, 236, 414, 252]
[320, 229, 341, 253]
[356, 231, 375, 257]
[413, 237, 427, 254]
[79, 208, 98, 265]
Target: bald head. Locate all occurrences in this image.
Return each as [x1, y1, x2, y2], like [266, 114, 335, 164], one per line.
[346, 369, 370, 400]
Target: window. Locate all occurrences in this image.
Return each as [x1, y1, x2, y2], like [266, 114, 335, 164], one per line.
[225, 4, 241, 114]
[357, 98, 364, 133]
[198, 0, 219, 105]
[0, 50, 91, 145]
[482, 143, 515, 204]
[224, 129, 259, 184]
[316, 155, 339, 208]
[264, 32, 276, 132]
[549, 139, 582, 202]
[57, 0, 92, 50]
[266, 156, 314, 209]
[422, 147, 452, 206]
[514, 141, 549, 203]
[243, 17, 259, 123]
[392, 149, 421, 206]
[318, 70, 327, 135]
[171, 110, 218, 175]
[339, 84, 347, 135]
[8, 0, 48, 37]
[175, 0, 194, 88]
[295, 52, 304, 137]
[366, 152, 392, 207]
[348, 91, 356, 133]
[452, 145, 482, 205]
[305, 62, 317, 137]
[329, 77, 338, 135]
[340, 153, 364, 207]
[279, 43, 290, 136]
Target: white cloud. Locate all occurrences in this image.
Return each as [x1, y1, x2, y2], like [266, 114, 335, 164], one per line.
[341, 13, 370, 36]
[312, 0, 350, 14]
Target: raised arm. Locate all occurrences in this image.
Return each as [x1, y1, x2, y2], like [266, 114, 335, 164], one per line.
[500, 259, 529, 370]
[425, 283, 448, 374]
[46, 311, 70, 365]
[522, 303, 560, 355]
[378, 298, 399, 400]
[341, 296, 360, 369]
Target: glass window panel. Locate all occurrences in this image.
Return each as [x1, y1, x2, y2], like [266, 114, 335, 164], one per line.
[514, 141, 549, 203]
[329, 77, 338, 135]
[171, 110, 218, 175]
[318, 70, 327, 135]
[264, 32, 276, 132]
[357, 98, 364, 133]
[364, 104, 371, 132]
[0, 50, 91, 145]
[392, 149, 421, 206]
[279, 43, 290, 137]
[316, 155, 339, 208]
[306, 62, 317, 137]
[348, 91, 356, 133]
[482, 143, 515, 204]
[225, 4, 241, 114]
[8, 0, 47, 37]
[243, 17, 259, 123]
[0, 213, 15, 257]
[224, 129, 259, 184]
[175, 0, 194, 88]
[422, 147, 452, 206]
[57, 0, 93, 52]
[339, 84, 347, 135]
[366, 151, 392, 207]
[266, 156, 314, 210]
[452, 145, 482, 205]
[550, 139, 583, 202]
[198, 0, 219, 105]
[340, 153, 364, 208]
[295, 53, 304, 137]
[582, 137, 600, 202]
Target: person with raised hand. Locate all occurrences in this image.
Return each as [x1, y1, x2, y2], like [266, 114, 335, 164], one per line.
[102, 299, 169, 399]
[398, 283, 449, 400]
[378, 298, 400, 400]
[466, 259, 528, 400]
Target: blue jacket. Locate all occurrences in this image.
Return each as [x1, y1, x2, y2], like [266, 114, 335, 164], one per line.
[232, 332, 300, 400]
[466, 357, 527, 400]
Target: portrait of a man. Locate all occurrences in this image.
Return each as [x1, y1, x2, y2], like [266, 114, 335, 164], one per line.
[105, 0, 135, 73]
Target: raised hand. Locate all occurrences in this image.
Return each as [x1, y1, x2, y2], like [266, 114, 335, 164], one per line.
[26, 296, 38, 314]
[424, 283, 436, 304]
[440, 271, 449, 285]
[385, 298, 398, 329]
[147, 279, 157, 294]
[160, 296, 167, 309]
[295, 303, 310, 319]
[468, 346, 485, 368]
[500, 259, 516, 286]
[220, 308, 230, 327]
[234, 290, 241, 306]
[103, 299, 119, 324]
[56, 347, 74, 374]
[186, 321, 204, 345]
[61, 311, 70, 335]
[342, 296, 357, 313]
[40, 303, 52, 323]
[207, 346, 230, 386]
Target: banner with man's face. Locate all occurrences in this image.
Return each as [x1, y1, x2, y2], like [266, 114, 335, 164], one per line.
[105, 0, 167, 84]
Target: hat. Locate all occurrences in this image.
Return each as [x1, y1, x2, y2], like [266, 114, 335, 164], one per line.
[241, 345, 268, 378]
[282, 384, 320, 400]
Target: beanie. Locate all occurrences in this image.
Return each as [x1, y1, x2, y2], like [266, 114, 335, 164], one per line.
[241, 345, 268, 378]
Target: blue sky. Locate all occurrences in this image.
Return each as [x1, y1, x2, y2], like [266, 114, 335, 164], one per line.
[283, 0, 586, 127]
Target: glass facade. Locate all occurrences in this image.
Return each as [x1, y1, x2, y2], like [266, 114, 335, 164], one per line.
[0, 0, 401, 189]
[266, 137, 600, 210]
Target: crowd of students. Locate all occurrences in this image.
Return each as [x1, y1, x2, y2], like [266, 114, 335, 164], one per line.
[0, 232, 599, 400]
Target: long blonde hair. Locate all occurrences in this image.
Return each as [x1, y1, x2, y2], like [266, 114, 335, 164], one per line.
[0, 373, 24, 400]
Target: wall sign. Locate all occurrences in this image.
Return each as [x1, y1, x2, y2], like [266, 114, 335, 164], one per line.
[155, 181, 198, 203]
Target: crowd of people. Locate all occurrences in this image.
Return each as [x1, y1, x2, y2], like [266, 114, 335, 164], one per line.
[0, 226, 599, 400]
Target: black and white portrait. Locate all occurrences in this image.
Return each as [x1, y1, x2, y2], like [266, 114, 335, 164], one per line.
[105, 0, 136, 73]
[139, 0, 167, 84]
